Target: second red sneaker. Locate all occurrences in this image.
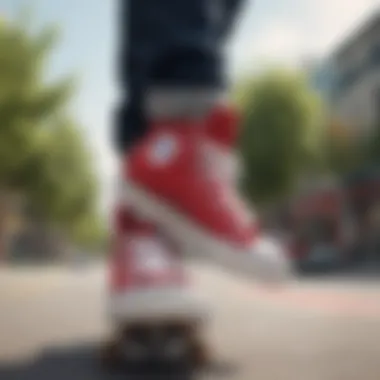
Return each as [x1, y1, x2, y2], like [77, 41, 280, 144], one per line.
[123, 110, 290, 283]
[108, 207, 207, 323]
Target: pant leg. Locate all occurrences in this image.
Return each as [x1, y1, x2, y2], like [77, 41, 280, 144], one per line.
[114, 0, 245, 152]
[218, 0, 245, 39]
[146, 0, 224, 118]
[146, 0, 246, 118]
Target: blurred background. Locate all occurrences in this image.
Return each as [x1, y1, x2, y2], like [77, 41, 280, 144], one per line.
[0, 0, 379, 272]
[1, 1, 380, 379]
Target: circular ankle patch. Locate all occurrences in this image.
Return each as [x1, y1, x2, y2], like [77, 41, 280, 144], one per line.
[149, 134, 178, 166]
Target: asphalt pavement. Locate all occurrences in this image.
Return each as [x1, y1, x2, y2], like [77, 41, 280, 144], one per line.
[1, 264, 380, 380]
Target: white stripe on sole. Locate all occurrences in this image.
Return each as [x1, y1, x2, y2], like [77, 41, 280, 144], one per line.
[122, 181, 291, 283]
[108, 287, 209, 324]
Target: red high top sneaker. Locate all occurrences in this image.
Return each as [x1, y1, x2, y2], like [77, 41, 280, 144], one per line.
[123, 108, 290, 283]
[108, 207, 207, 323]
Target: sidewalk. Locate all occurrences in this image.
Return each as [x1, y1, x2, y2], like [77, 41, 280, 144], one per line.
[0, 264, 102, 300]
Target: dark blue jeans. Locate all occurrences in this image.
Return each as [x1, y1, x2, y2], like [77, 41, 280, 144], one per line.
[114, 0, 244, 153]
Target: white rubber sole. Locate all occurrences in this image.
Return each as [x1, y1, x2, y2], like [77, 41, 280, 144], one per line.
[108, 287, 209, 325]
[122, 182, 291, 283]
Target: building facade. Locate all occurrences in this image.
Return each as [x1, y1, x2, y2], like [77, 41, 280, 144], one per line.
[311, 10, 380, 138]
[332, 11, 380, 136]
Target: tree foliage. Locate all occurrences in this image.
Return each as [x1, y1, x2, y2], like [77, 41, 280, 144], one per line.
[0, 16, 104, 252]
[0, 19, 72, 187]
[235, 69, 322, 203]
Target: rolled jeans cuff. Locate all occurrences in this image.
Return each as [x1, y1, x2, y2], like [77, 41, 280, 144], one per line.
[146, 88, 227, 119]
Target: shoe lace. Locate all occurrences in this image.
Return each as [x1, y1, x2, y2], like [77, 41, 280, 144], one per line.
[200, 142, 257, 231]
[201, 141, 242, 183]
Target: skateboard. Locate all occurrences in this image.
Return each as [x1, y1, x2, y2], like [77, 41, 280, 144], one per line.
[100, 317, 210, 373]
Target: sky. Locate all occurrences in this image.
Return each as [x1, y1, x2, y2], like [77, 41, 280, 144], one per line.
[1, 0, 379, 212]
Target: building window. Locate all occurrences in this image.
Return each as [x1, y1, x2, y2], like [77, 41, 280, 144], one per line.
[334, 44, 380, 100]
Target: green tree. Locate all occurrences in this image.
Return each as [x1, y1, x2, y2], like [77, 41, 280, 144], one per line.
[0, 17, 71, 257]
[235, 69, 322, 204]
[0, 18, 71, 182]
[0, 16, 104, 257]
[31, 118, 104, 248]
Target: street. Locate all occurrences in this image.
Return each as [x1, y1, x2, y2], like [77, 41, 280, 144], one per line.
[1, 264, 380, 380]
